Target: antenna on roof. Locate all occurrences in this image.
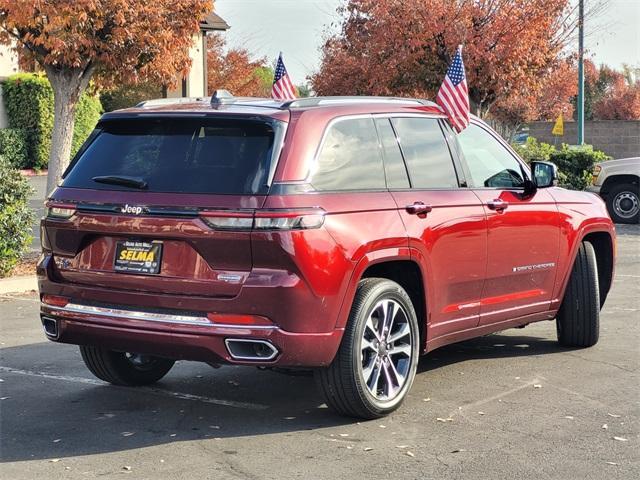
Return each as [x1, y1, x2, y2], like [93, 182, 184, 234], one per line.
[210, 89, 235, 108]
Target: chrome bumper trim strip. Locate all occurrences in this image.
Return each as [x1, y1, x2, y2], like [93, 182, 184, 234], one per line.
[42, 303, 276, 329]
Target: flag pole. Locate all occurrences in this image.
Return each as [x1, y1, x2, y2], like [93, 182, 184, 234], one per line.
[577, 0, 585, 145]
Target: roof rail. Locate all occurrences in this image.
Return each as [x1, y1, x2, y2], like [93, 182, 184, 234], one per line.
[136, 97, 209, 108]
[280, 96, 438, 109]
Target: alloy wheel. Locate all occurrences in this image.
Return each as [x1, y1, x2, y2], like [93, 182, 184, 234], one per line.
[360, 298, 413, 401]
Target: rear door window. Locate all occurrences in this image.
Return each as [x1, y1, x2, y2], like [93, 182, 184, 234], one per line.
[310, 117, 386, 191]
[391, 117, 459, 189]
[62, 117, 283, 194]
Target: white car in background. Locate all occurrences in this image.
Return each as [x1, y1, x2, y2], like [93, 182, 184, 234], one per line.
[588, 157, 640, 224]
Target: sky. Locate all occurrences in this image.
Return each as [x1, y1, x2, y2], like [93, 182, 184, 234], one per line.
[214, 0, 640, 86]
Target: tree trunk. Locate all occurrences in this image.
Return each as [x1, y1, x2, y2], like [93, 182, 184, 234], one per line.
[44, 66, 94, 196]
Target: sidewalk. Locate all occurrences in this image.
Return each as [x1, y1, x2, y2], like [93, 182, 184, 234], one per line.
[0, 275, 38, 294]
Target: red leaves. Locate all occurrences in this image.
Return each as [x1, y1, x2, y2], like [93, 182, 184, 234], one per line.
[311, 0, 572, 117]
[0, 0, 213, 88]
[206, 34, 270, 97]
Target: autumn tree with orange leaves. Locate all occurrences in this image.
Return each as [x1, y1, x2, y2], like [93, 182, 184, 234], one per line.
[580, 61, 640, 121]
[312, 0, 578, 122]
[490, 59, 578, 137]
[0, 0, 212, 193]
[207, 33, 270, 97]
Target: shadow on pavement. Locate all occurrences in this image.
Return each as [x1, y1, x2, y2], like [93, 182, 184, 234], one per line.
[1, 330, 567, 462]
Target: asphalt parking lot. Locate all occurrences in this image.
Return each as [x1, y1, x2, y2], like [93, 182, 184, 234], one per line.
[0, 225, 638, 479]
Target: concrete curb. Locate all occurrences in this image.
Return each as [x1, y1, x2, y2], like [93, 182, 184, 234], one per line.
[20, 169, 48, 177]
[0, 275, 38, 294]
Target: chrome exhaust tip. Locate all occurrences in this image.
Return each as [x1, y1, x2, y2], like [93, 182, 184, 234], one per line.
[224, 339, 278, 361]
[41, 316, 59, 339]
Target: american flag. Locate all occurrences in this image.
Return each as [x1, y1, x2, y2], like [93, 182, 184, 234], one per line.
[272, 53, 296, 100]
[436, 45, 470, 133]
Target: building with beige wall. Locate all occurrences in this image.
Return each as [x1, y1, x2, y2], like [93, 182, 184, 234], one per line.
[165, 12, 229, 98]
[0, 40, 20, 128]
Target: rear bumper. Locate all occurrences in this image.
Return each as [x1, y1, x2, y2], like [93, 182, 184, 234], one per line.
[586, 185, 602, 195]
[37, 255, 344, 367]
[39, 303, 343, 367]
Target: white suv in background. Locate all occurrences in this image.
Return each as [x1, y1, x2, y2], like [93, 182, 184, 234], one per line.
[588, 157, 640, 224]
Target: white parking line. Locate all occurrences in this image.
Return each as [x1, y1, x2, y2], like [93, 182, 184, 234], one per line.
[0, 366, 268, 411]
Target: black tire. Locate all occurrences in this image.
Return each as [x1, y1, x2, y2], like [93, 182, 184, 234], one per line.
[315, 278, 420, 419]
[556, 241, 600, 348]
[605, 182, 639, 224]
[80, 346, 175, 386]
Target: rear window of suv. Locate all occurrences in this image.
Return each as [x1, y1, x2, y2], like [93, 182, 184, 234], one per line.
[62, 117, 284, 195]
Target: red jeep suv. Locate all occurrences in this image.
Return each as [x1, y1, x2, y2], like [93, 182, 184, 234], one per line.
[38, 95, 615, 419]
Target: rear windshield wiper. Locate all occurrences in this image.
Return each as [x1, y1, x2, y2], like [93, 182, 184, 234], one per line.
[92, 175, 148, 190]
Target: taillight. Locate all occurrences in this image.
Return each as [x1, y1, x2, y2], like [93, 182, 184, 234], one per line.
[199, 209, 325, 231]
[45, 202, 76, 219]
[200, 210, 254, 231]
[206, 313, 273, 326]
[254, 210, 325, 230]
[41, 295, 70, 307]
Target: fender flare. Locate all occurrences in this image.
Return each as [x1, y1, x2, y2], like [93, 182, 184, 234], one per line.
[551, 220, 615, 310]
[333, 247, 417, 330]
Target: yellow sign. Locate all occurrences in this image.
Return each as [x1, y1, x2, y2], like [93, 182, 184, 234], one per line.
[552, 114, 564, 136]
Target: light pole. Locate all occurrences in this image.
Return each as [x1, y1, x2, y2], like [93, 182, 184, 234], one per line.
[577, 0, 585, 145]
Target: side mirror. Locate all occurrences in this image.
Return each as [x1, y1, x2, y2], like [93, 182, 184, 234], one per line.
[531, 161, 558, 188]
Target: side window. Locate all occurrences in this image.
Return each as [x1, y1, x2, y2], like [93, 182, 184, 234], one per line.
[391, 117, 458, 189]
[456, 123, 525, 188]
[311, 117, 386, 191]
[375, 118, 410, 189]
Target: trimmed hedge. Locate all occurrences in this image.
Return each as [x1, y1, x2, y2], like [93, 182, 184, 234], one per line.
[0, 128, 28, 168]
[73, 92, 103, 156]
[1, 73, 102, 169]
[100, 82, 162, 112]
[0, 156, 34, 277]
[513, 137, 610, 190]
[550, 146, 610, 191]
[1, 73, 53, 169]
[512, 137, 556, 164]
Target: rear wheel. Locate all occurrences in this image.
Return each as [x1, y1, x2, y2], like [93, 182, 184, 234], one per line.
[556, 241, 600, 348]
[80, 346, 175, 386]
[315, 278, 420, 419]
[606, 183, 639, 224]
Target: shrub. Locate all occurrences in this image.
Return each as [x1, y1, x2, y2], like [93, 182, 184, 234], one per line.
[72, 92, 103, 157]
[1, 73, 102, 169]
[512, 136, 610, 190]
[1, 73, 53, 169]
[100, 82, 162, 112]
[0, 128, 29, 168]
[0, 156, 34, 277]
[512, 136, 557, 164]
[550, 145, 611, 190]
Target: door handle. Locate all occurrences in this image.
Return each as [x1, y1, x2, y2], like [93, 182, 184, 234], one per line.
[487, 199, 509, 211]
[405, 202, 433, 216]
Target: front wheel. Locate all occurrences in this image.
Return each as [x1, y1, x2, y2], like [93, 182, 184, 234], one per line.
[315, 278, 420, 419]
[556, 241, 600, 348]
[80, 346, 175, 386]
